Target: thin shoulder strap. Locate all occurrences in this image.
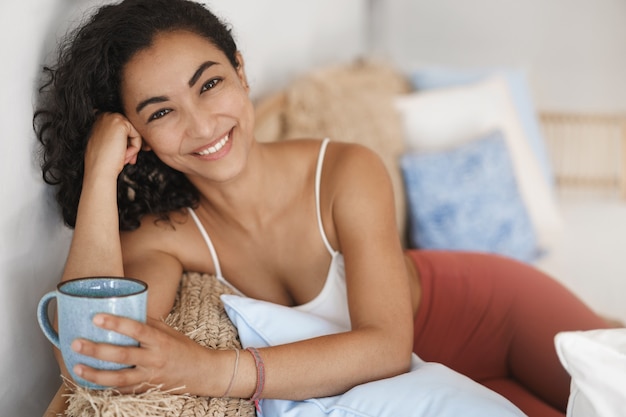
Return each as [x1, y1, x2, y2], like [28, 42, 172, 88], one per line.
[315, 138, 336, 255]
[187, 207, 223, 278]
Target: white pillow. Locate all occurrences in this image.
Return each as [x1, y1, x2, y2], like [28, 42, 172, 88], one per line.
[221, 295, 525, 417]
[555, 329, 626, 417]
[394, 75, 562, 251]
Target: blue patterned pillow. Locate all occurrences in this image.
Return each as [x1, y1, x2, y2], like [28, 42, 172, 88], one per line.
[400, 130, 539, 262]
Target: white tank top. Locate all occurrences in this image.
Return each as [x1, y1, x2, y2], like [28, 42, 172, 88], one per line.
[188, 139, 351, 329]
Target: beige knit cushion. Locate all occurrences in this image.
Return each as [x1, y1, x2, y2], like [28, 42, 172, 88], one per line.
[63, 272, 257, 417]
[255, 60, 411, 241]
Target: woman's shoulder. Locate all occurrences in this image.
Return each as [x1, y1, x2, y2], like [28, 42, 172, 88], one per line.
[265, 138, 387, 187]
[263, 138, 385, 185]
[320, 140, 388, 182]
[265, 138, 381, 163]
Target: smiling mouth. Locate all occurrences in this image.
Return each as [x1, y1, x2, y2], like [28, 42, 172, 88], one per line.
[194, 133, 230, 156]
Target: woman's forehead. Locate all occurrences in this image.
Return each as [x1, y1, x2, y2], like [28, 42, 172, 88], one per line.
[121, 31, 229, 99]
[129, 30, 226, 70]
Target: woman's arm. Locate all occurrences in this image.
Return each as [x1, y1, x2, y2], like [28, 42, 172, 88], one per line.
[71, 142, 414, 400]
[61, 112, 143, 281]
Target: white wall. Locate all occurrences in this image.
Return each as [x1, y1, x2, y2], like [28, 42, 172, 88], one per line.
[1, 1, 72, 415]
[376, 0, 626, 113]
[207, 0, 368, 100]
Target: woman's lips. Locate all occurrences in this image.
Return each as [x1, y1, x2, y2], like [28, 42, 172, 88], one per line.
[193, 132, 230, 156]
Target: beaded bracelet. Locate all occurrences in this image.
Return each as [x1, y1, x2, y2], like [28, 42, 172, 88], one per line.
[245, 347, 265, 411]
[222, 348, 240, 397]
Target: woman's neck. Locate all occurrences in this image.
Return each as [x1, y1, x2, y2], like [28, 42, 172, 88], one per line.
[189, 143, 287, 233]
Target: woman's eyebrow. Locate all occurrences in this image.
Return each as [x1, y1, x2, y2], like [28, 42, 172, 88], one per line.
[188, 60, 218, 87]
[135, 61, 220, 114]
[136, 96, 168, 114]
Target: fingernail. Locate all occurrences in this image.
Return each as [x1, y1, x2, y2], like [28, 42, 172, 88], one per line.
[74, 365, 83, 376]
[93, 314, 105, 326]
[71, 340, 82, 352]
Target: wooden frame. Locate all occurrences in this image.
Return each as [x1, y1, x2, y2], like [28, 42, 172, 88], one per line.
[539, 112, 626, 198]
[43, 384, 70, 417]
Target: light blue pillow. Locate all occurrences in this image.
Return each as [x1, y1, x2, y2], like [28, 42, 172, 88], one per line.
[400, 130, 539, 262]
[221, 294, 525, 417]
[409, 66, 554, 189]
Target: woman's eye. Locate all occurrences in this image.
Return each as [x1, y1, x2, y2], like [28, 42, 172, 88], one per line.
[201, 78, 221, 93]
[148, 108, 171, 122]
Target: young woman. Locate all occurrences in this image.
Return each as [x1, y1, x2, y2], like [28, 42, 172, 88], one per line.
[34, 1, 611, 416]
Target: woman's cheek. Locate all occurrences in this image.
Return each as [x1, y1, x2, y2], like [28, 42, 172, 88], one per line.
[143, 124, 182, 154]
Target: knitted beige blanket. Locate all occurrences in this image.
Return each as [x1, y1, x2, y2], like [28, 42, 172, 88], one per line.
[62, 272, 257, 417]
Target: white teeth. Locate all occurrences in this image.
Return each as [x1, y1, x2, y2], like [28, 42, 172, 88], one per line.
[196, 134, 229, 156]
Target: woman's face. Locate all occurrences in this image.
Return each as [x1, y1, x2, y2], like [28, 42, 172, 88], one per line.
[121, 30, 255, 183]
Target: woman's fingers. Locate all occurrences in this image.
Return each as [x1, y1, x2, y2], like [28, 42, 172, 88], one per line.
[70, 338, 146, 390]
[124, 124, 143, 166]
[71, 338, 141, 367]
[70, 315, 156, 376]
[92, 313, 151, 343]
[91, 314, 176, 348]
[72, 362, 151, 393]
[71, 314, 206, 393]
[70, 337, 167, 393]
[71, 314, 174, 390]
[85, 112, 143, 176]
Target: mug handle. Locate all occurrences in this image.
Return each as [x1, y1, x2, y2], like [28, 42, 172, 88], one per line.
[37, 291, 60, 349]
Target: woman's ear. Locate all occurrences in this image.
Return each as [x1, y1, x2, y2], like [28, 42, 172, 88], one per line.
[235, 51, 249, 92]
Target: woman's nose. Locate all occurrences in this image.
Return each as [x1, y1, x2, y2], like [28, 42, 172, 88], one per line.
[184, 109, 214, 139]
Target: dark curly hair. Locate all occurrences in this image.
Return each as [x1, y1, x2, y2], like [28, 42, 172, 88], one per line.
[33, 0, 240, 230]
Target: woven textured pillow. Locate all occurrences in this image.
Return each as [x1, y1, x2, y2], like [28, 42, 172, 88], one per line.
[63, 272, 257, 417]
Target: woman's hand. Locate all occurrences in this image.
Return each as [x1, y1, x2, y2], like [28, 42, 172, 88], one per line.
[70, 314, 215, 394]
[84, 112, 143, 180]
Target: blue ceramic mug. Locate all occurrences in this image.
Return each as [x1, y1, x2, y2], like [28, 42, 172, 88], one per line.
[37, 276, 148, 389]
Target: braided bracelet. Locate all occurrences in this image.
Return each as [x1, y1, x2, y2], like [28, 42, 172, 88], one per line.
[245, 347, 265, 411]
[222, 348, 240, 397]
